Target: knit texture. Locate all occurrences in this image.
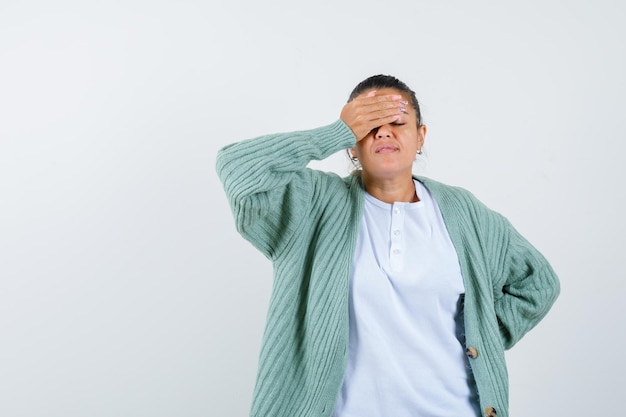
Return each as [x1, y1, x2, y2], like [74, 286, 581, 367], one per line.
[216, 120, 560, 417]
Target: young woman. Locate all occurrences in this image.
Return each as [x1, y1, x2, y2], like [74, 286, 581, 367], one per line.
[216, 74, 560, 417]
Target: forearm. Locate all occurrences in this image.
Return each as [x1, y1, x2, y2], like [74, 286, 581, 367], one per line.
[494, 226, 560, 349]
[216, 120, 354, 202]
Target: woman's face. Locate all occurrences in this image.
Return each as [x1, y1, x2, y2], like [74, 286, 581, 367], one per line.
[351, 88, 426, 181]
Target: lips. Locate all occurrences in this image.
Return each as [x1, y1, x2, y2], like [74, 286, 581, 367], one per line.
[375, 144, 399, 154]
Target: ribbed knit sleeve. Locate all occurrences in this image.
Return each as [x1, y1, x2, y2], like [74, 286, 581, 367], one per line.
[215, 120, 355, 259]
[441, 185, 560, 350]
[490, 215, 561, 348]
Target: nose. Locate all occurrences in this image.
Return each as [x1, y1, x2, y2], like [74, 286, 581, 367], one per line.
[375, 124, 392, 139]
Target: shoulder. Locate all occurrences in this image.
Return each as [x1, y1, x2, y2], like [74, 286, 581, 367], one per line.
[415, 176, 511, 234]
[415, 176, 485, 211]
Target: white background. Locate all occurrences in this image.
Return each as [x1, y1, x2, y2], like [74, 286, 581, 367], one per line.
[1, 1, 624, 416]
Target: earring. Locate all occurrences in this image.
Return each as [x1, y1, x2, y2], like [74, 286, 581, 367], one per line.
[416, 148, 423, 155]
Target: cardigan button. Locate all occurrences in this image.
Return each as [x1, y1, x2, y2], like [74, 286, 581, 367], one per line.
[485, 406, 497, 417]
[465, 346, 479, 359]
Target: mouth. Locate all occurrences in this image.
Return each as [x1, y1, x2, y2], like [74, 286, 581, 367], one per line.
[375, 144, 399, 154]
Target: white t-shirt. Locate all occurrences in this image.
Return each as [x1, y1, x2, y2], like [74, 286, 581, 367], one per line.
[332, 180, 480, 417]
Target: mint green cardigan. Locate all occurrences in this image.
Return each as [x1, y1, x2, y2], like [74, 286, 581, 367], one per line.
[216, 120, 560, 417]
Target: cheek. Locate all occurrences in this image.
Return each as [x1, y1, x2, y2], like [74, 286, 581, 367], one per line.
[354, 137, 372, 157]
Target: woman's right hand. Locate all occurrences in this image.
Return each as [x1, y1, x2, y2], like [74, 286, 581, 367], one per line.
[340, 91, 406, 142]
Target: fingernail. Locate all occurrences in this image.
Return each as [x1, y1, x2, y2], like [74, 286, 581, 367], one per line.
[400, 108, 408, 114]
[400, 100, 408, 105]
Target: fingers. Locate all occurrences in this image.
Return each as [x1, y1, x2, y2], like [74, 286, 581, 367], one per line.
[340, 91, 407, 141]
[354, 91, 404, 113]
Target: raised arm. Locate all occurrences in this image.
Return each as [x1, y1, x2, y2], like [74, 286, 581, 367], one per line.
[216, 92, 406, 260]
[215, 120, 355, 259]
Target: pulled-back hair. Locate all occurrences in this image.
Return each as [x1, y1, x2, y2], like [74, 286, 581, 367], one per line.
[348, 74, 423, 126]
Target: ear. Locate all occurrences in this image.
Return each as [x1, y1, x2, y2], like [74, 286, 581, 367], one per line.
[417, 125, 427, 149]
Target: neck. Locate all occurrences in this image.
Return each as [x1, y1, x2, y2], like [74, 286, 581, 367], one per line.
[361, 173, 418, 204]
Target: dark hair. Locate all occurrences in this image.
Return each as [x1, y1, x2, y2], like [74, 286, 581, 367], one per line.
[348, 74, 423, 126]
